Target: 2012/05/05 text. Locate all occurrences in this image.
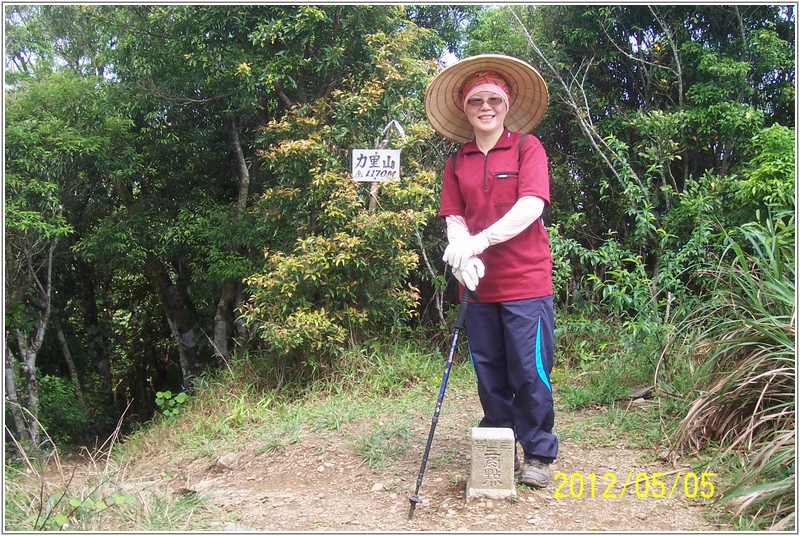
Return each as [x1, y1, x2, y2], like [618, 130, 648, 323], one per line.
[552, 472, 715, 500]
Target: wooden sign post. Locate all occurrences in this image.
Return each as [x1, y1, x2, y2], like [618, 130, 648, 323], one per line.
[351, 120, 406, 213]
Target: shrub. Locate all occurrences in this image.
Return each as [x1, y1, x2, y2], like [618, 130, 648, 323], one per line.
[38, 375, 89, 444]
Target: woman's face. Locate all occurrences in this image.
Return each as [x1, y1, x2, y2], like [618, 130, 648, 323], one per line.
[465, 91, 508, 137]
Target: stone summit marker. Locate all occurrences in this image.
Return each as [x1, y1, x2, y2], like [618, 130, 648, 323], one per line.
[466, 427, 516, 501]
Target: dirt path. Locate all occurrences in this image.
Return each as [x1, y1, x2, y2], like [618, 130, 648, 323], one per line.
[137, 388, 723, 532]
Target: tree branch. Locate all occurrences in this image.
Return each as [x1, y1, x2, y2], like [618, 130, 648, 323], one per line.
[228, 117, 251, 216]
[510, 6, 646, 194]
[648, 6, 684, 108]
[133, 79, 226, 106]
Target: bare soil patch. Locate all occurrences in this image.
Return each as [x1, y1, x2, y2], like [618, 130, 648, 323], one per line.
[130, 388, 724, 532]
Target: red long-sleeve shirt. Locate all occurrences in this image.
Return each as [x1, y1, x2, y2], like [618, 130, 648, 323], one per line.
[438, 129, 553, 302]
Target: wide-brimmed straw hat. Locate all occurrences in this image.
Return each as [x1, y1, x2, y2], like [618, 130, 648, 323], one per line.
[425, 54, 549, 144]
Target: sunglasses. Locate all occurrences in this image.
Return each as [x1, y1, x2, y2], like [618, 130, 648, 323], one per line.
[466, 96, 505, 108]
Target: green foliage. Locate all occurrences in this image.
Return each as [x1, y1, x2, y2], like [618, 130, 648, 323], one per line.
[5, 482, 136, 532]
[307, 399, 362, 432]
[555, 313, 659, 407]
[552, 222, 685, 330]
[4, 5, 449, 435]
[240, 26, 439, 379]
[463, 6, 529, 58]
[665, 210, 795, 529]
[737, 124, 796, 213]
[343, 341, 444, 395]
[243, 208, 422, 374]
[725, 429, 795, 531]
[3, 15, 796, 533]
[155, 390, 190, 420]
[51, 494, 137, 531]
[37, 375, 89, 444]
[247, 6, 411, 103]
[477, 5, 791, 330]
[4, 448, 208, 532]
[4, 175, 71, 242]
[176, 203, 271, 298]
[405, 6, 483, 57]
[4, 72, 104, 334]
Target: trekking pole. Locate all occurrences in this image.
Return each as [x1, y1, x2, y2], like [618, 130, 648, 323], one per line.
[408, 289, 477, 520]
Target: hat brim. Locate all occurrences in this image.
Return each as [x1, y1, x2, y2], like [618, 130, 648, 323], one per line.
[425, 54, 549, 145]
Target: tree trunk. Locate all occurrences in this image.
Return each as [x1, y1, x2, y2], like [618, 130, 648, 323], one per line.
[110, 180, 205, 390]
[52, 313, 85, 408]
[78, 260, 114, 405]
[213, 118, 252, 361]
[144, 254, 203, 390]
[5, 342, 28, 443]
[228, 118, 251, 216]
[213, 280, 236, 362]
[12, 226, 58, 448]
[16, 329, 42, 447]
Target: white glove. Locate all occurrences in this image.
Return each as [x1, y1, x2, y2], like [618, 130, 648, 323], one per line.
[442, 233, 490, 270]
[452, 256, 485, 291]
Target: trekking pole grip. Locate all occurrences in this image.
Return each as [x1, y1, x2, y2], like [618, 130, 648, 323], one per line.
[454, 289, 477, 330]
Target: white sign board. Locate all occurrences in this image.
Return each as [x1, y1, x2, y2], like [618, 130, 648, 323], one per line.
[351, 149, 401, 182]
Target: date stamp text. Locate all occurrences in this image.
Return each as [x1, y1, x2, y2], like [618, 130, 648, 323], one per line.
[552, 471, 715, 500]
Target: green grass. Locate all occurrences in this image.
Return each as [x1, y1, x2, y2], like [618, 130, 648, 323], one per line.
[4, 339, 456, 531]
[307, 398, 363, 431]
[431, 447, 460, 469]
[7, 302, 779, 530]
[555, 402, 668, 450]
[596, 403, 666, 449]
[349, 418, 412, 468]
[660, 212, 795, 530]
[7, 325, 673, 530]
[2, 446, 211, 532]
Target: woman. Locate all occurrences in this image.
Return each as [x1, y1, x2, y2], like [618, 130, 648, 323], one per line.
[425, 54, 557, 488]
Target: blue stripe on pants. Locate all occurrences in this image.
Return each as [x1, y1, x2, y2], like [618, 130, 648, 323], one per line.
[535, 319, 552, 392]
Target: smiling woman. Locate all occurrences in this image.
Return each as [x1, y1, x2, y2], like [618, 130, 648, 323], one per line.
[463, 90, 508, 145]
[457, 70, 513, 148]
[424, 54, 558, 489]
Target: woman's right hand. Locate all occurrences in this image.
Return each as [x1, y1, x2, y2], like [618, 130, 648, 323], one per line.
[452, 256, 485, 291]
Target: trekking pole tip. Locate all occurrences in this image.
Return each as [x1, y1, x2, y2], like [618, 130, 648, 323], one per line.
[407, 494, 422, 519]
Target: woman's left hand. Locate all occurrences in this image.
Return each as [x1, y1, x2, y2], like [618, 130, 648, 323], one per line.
[442, 233, 489, 270]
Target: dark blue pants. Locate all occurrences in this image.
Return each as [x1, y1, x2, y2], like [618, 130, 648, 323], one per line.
[465, 296, 558, 463]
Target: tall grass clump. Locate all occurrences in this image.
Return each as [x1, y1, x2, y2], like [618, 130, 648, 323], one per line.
[665, 210, 795, 530]
[3, 416, 211, 532]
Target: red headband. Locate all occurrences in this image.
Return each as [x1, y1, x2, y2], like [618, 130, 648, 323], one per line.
[460, 70, 511, 110]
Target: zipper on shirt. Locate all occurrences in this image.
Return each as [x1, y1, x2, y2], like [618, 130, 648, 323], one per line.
[483, 154, 488, 189]
[480, 131, 526, 191]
